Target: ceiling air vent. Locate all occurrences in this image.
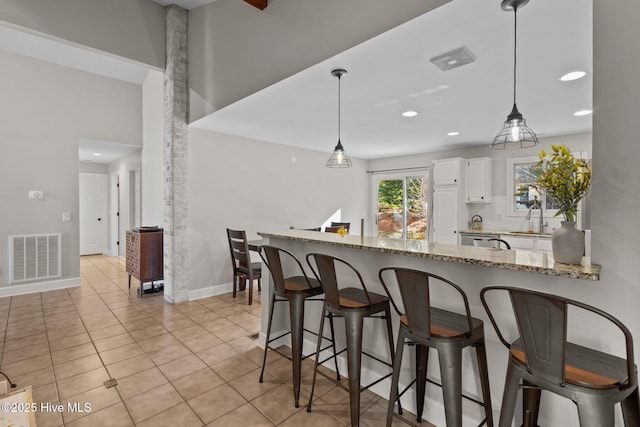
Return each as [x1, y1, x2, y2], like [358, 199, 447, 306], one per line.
[429, 46, 476, 72]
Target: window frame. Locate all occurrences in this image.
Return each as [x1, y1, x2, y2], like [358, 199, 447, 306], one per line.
[505, 156, 560, 218]
[370, 170, 430, 240]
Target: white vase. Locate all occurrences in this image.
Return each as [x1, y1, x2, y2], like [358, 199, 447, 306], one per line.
[552, 221, 585, 265]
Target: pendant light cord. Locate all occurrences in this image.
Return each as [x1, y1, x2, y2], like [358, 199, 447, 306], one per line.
[337, 73, 342, 141]
[513, 7, 518, 106]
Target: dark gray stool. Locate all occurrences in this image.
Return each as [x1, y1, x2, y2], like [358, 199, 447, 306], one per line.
[481, 286, 640, 427]
[306, 253, 400, 427]
[379, 267, 493, 427]
[258, 245, 340, 408]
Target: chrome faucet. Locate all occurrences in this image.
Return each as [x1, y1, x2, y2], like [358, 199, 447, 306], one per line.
[525, 198, 548, 233]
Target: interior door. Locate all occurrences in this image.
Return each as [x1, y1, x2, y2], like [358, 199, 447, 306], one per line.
[79, 173, 107, 255]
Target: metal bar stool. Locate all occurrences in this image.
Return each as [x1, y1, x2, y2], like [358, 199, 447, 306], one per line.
[379, 267, 493, 427]
[481, 286, 640, 427]
[306, 253, 401, 427]
[258, 245, 340, 407]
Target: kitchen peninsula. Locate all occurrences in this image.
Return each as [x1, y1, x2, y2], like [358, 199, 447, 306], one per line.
[258, 229, 600, 280]
[257, 229, 603, 426]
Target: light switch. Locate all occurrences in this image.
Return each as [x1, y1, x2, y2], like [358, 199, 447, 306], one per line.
[62, 212, 71, 222]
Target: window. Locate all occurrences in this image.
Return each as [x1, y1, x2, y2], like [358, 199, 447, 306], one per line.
[506, 156, 559, 216]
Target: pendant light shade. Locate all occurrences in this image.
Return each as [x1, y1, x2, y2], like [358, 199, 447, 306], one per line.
[326, 69, 352, 168]
[491, 0, 538, 149]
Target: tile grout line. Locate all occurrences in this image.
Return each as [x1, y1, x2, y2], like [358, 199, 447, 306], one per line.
[87, 256, 209, 426]
[65, 256, 139, 426]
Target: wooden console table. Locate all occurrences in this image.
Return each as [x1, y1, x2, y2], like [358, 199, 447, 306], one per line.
[126, 228, 163, 297]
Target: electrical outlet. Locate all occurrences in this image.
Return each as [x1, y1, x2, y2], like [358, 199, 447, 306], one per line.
[29, 190, 44, 199]
[62, 212, 71, 222]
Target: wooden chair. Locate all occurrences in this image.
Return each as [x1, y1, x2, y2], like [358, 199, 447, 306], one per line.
[481, 286, 640, 427]
[226, 228, 261, 305]
[331, 221, 350, 231]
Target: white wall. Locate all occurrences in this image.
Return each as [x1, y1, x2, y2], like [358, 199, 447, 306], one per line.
[187, 128, 368, 297]
[0, 0, 165, 69]
[141, 70, 164, 227]
[78, 162, 108, 174]
[591, 0, 640, 405]
[0, 49, 142, 289]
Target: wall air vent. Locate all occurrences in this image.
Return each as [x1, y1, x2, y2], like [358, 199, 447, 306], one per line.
[429, 46, 477, 72]
[9, 233, 61, 283]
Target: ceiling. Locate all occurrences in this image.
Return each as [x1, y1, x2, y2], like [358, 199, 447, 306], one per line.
[0, 0, 591, 163]
[192, 0, 592, 159]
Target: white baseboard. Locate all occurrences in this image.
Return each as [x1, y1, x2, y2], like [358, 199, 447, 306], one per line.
[188, 282, 234, 301]
[0, 277, 81, 298]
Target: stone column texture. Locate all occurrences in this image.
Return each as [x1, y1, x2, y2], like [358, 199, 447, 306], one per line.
[164, 5, 189, 303]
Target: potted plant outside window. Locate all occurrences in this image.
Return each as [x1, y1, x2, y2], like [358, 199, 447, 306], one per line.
[534, 145, 592, 264]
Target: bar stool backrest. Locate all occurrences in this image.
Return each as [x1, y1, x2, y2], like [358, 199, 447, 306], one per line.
[307, 253, 372, 309]
[379, 267, 474, 340]
[259, 245, 315, 296]
[481, 286, 636, 390]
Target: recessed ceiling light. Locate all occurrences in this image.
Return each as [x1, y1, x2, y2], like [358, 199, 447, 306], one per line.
[574, 110, 592, 116]
[447, 131, 460, 136]
[92, 152, 102, 156]
[560, 71, 587, 81]
[402, 111, 418, 117]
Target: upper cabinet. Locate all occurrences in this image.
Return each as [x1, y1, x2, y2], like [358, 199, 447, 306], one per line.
[433, 158, 463, 186]
[465, 157, 492, 203]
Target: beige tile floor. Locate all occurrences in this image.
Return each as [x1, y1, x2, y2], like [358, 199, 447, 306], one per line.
[0, 254, 428, 427]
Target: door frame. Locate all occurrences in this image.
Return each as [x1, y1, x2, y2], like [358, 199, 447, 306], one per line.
[110, 172, 120, 256]
[370, 169, 430, 239]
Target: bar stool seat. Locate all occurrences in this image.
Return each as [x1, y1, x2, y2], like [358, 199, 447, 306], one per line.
[379, 267, 493, 427]
[258, 245, 340, 408]
[510, 338, 630, 390]
[306, 253, 400, 427]
[338, 287, 391, 308]
[481, 286, 640, 427]
[399, 307, 483, 339]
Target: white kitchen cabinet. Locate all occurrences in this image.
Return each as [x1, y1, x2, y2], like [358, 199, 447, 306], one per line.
[432, 158, 468, 244]
[433, 187, 459, 244]
[537, 238, 553, 253]
[500, 235, 552, 253]
[501, 236, 534, 250]
[465, 157, 492, 203]
[433, 158, 463, 186]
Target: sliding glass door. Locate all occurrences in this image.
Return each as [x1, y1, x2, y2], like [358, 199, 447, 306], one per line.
[373, 171, 429, 240]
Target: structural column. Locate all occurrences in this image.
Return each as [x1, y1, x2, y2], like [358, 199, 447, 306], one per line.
[163, 5, 189, 303]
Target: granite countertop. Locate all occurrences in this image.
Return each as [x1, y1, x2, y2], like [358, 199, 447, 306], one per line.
[258, 229, 600, 281]
[461, 229, 552, 238]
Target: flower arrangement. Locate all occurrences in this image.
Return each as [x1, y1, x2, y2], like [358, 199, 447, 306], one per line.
[534, 145, 591, 223]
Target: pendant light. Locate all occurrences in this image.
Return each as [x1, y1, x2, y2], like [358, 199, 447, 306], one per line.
[326, 69, 353, 168]
[491, 0, 538, 149]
